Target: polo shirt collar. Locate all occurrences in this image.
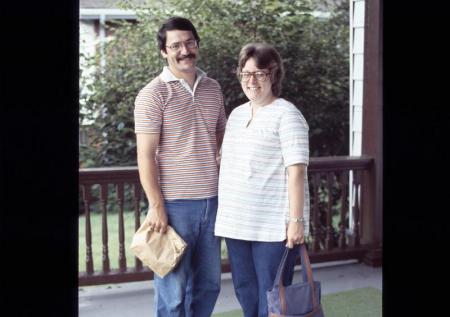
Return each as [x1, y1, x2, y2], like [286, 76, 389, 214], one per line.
[160, 66, 207, 83]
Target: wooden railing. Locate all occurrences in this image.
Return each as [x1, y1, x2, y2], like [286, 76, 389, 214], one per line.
[79, 155, 374, 286]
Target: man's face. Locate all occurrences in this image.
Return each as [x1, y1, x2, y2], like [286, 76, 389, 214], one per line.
[161, 30, 198, 77]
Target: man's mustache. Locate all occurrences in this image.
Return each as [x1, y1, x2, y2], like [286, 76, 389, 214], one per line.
[177, 54, 196, 61]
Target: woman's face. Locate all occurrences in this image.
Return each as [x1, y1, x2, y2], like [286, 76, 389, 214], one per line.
[240, 57, 274, 105]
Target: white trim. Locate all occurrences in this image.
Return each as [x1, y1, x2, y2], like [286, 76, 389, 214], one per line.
[80, 8, 136, 20]
[349, 0, 365, 233]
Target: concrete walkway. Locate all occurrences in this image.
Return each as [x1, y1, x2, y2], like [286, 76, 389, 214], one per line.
[79, 260, 382, 317]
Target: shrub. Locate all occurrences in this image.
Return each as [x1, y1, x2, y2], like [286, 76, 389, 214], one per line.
[79, 0, 349, 167]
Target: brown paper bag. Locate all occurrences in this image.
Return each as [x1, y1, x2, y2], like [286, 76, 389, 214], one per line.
[130, 217, 187, 278]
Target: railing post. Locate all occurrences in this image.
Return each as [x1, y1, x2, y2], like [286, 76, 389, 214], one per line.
[325, 173, 334, 250]
[361, 160, 382, 266]
[351, 170, 361, 248]
[99, 184, 110, 273]
[339, 171, 348, 249]
[133, 183, 143, 271]
[361, 0, 383, 266]
[81, 185, 94, 274]
[311, 174, 321, 252]
[116, 183, 127, 272]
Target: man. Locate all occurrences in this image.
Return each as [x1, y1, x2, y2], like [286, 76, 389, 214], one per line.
[134, 17, 227, 317]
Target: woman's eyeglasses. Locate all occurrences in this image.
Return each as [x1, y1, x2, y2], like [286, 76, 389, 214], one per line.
[239, 71, 270, 82]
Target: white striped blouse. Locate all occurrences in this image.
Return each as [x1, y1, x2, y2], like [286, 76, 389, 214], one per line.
[215, 98, 310, 241]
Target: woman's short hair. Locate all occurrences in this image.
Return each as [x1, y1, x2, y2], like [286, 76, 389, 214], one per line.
[237, 43, 285, 97]
[157, 17, 200, 52]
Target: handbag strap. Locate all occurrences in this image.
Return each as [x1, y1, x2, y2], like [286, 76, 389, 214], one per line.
[273, 246, 307, 287]
[273, 245, 319, 314]
[299, 244, 318, 310]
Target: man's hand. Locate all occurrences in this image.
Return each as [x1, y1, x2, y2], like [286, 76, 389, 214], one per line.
[146, 205, 168, 234]
[286, 221, 305, 249]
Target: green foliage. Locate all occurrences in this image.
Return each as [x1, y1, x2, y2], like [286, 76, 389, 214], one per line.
[79, 0, 349, 167]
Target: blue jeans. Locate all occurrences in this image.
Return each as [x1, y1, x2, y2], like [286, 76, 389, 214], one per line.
[225, 238, 299, 317]
[153, 197, 221, 317]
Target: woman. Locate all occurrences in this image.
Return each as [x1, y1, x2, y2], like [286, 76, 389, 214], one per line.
[215, 43, 310, 317]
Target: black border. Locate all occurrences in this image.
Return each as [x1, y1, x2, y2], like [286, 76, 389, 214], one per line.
[1, 0, 449, 315]
[383, 1, 449, 315]
[0, 2, 79, 316]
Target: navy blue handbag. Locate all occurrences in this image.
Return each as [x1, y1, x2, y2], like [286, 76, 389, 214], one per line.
[267, 245, 324, 317]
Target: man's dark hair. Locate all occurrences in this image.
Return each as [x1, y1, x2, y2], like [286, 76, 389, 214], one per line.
[157, 16, 201, 52]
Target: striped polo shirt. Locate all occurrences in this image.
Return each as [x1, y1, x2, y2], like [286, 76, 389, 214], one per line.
[215, 98, 310, 242]
[134, 66, 227, 200]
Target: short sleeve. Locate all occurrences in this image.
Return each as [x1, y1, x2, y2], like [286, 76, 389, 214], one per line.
[279, 108, 309, 167]
[134, 84, 163, 134]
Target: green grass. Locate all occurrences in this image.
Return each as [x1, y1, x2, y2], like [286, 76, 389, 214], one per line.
[321, 287, 382, 316]
[79, 212, 229, 273]
[211, 287, 382, 317]
[79, 211, 145, 272]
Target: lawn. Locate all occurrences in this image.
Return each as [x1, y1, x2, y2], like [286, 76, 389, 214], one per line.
[79, 212, 228, 273]
[212, 287, 382, 317]
[78, 211, 144, 272]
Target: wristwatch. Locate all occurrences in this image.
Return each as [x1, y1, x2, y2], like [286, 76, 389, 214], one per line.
[287, 216, 305, 223]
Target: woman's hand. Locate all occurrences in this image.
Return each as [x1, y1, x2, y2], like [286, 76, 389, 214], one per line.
[286, 221, 305, 249]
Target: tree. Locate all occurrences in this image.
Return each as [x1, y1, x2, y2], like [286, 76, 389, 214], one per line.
[79, 0, 349, 167]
